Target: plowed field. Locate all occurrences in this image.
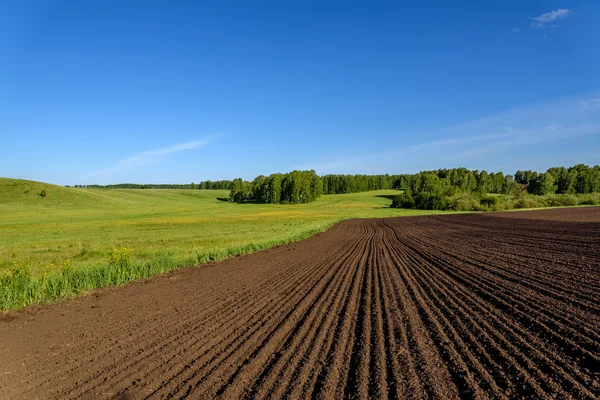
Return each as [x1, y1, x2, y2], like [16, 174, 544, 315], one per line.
[1, 207, 599, 399]
[493, 206, 600, 222]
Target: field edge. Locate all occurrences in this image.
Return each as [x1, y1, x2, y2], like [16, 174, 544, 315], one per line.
[0, 218, 343, 312]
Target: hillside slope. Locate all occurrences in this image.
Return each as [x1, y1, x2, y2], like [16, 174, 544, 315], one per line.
[0, 178, 119, 207]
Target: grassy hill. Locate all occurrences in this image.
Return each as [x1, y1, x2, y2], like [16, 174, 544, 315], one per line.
[0, 178, 116, 207]
[0, 178, 217, 208]
[0, 178, 444, 310]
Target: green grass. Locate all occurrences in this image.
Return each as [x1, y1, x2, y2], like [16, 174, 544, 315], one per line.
[0, 178, 446, 310]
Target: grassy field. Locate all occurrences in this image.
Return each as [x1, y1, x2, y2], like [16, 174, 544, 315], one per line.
[0, 178, 445, 310]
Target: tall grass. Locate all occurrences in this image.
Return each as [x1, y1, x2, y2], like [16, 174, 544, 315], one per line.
[0, 223, 335, 310]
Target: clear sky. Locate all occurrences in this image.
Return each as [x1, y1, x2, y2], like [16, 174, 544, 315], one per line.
[1, 1, 599, 185]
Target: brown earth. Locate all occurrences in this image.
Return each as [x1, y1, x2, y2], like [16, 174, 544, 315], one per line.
[492, 205, 600, 222]
[0, 207, 599, 399]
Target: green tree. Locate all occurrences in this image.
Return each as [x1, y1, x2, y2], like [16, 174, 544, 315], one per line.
[549, 167, 575, 194]
[529, 172, 556, 195]
[251, 175, 266, 202]
[310, 172, 324, 201]
[391, 191, 415, 209]
[477, 170, 490, 192]
[229, 178, 245, 202]
[539, 172, 556, 195]
[264, 174, 283, 203]
[515, 170, 537, 185]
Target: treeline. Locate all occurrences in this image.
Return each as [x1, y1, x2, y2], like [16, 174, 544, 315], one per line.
[392, 164, 600, 211]
[197, 180, 232, 190]
[516, 164, 600, 195]
[72, 183, 193, 189]
[230, 170, 323, 204]
[322, 174, 406, 194]
[74, 175, 404, 194]
[69, 180, 233, 190]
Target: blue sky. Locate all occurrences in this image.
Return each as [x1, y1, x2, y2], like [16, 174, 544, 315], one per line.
[1, 1, 599, 185]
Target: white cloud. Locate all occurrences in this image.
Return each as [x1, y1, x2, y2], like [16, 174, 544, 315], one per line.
[455, 123, 600, 159]
[299, 94, 600, 175]
[581, 101, 590, 110]
[511, 28, 520, 33]
[530, 9, 572, 28]
[89, 135, 219, 178]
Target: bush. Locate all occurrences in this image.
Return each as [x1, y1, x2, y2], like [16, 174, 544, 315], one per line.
[579, 196, 599, 206]
[480, 195, 499, 207]
[544, 194, 579, 207]
[39, 188, 47, 198]
[393, 191, 449, 210]
[414, 192, 448, 210]
[448, 193, 483, 211]
[514, 195, 547, 209]
[391, 192, 415, 209]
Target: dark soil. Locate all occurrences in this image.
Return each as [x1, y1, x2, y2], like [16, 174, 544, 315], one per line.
[1, 207, 599, 399]
[491, 205, 600, 222]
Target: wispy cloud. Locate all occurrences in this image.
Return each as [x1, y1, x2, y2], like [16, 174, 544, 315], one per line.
[454, 123, 600, 159]
[511, 28, 520, 33]
[530, 9, 572, 28]
[402, 129, 519, 151]
[299, 94, 600, 175]
[89, 135, 219, 178]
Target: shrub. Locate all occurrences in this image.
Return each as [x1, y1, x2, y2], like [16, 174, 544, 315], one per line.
[391, 192, 415, 209]
[514, 195, 547, 209]
[448, 193, 482, 211]
[544, 194, 579, 207]
[480, 195, 499, 207]
[414, 192, 448, 210]
[579, 196, 599, 206]
[39, 188, 47, 198]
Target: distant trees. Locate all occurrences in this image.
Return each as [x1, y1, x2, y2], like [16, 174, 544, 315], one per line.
[198, 180, 232, 190]
[516, 164, 600, 195]
[548, 167, 574, 194]
[392, 164, 600, 211]
[229, 178, 252, 202]
[263, 174, 283, 203]
[515, 170, 538, 185]
[528, 172, 556, 196]
[75, 174, 403, 194]
[322, 174, 404, 194]
[76, 180, 233, 190]
[230, 170, 323, 204]
[251, 175, 266, 202]
[391, 191, 415, 209]
[74, 164, 600, 211]
[401, 173, 450, 210]
[572, 164, 600, 194]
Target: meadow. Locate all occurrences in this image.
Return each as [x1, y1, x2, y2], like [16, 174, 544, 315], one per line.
[0, 178, 442, 310]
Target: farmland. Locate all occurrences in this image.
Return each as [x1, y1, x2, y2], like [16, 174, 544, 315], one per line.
[0, 207, 598, 399]
[0, 178, 442, 309]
